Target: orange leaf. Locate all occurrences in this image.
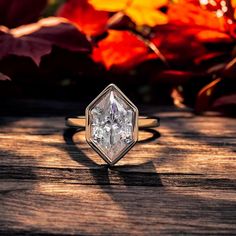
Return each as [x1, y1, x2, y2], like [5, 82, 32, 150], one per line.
[196, 29, 231, 42]
[57, 0, 109, 36]
[232, 0, 236, 19]
[168, 1, 234, 40]
[89, 0, 168, 26]
[92, 30, 155, 69]
[88, 0, 127, 11]
[168, 2, 227, 32]
[232, 0, 236, 8]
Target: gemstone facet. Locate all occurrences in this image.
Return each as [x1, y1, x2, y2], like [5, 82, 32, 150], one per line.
[86, 84, 138, 165]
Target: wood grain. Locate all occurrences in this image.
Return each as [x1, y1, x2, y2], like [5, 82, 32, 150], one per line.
[0, 101, 236, 235]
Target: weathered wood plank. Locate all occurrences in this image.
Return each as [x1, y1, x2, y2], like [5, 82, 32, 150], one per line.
[0, 102, 236, 235]
[1, 182, 236, 235]
[1, 167, 236, 188]
[0, 116, 235, 175]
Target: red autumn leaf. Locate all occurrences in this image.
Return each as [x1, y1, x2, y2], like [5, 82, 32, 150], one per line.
[57, 0, 109, 36]
[170, 0, 236, 40]
[168, 2, 227, 31]
[92, 30, 155, 69]
[0, 17, 92, 65]
[229, 23, 236, 39]
[151, 24, 207, 64]
[0, 72, 11, 81]
[150, 2, 232, 66]
[152, 18, 232, 66]
[0, 0, 47, 28]
[168, 1, 231, 42]
[168, 2, 232, 42]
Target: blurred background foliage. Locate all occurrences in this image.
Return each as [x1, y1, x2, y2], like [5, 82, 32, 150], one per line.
[0, 0, 235, 115]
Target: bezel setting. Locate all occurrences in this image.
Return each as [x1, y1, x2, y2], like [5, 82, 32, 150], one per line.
[85, 84, 139, 165]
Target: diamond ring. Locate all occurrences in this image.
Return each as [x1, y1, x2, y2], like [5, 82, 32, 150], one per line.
[65, 84, 160, 165]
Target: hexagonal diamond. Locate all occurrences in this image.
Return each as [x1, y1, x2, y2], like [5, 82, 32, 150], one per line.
[86, 84, 138, 164]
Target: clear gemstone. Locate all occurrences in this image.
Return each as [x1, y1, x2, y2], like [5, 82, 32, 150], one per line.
[87, 85, 138, 162]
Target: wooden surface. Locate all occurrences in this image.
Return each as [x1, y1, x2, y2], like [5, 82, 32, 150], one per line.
[0, 100, 236, 235]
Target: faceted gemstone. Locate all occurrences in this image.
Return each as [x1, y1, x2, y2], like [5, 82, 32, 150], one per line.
[86, 84, 138, 163]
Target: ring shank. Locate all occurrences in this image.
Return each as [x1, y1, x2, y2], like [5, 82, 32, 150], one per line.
[66, 116, 160, 129]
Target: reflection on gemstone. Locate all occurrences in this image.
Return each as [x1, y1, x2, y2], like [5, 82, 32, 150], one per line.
[86, 84, 138, 163]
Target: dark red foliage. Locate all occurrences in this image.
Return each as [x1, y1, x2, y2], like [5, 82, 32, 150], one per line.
[0, 18, 92, 65]
[0, 0, 47, 28]
[0, 0, 235, 115]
